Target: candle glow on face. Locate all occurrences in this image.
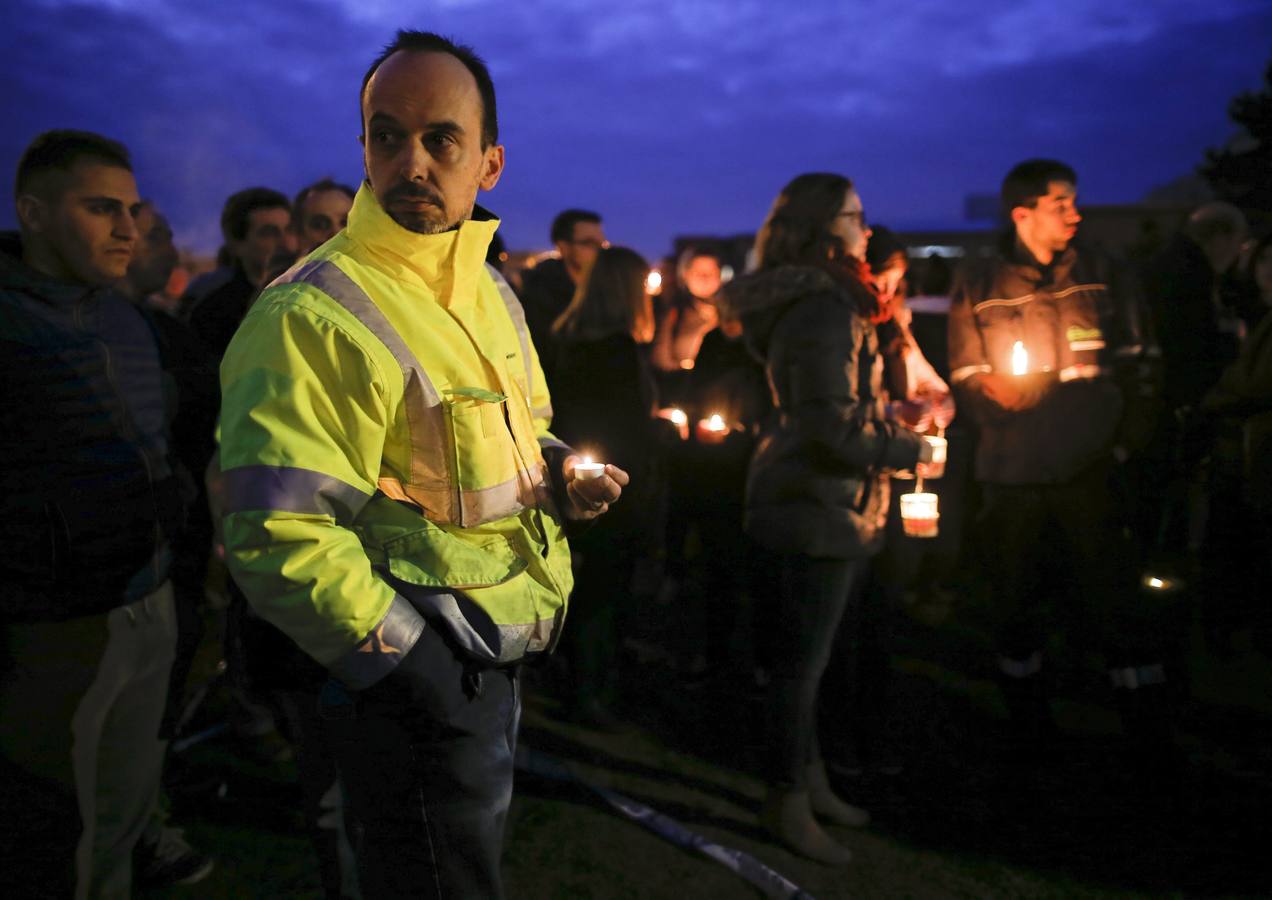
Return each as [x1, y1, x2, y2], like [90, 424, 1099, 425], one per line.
[1011, 340, 1028, 376]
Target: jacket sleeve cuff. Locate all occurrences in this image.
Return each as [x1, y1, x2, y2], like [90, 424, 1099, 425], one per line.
[327, 595, 426, 691]
[539, 442, 597, 538]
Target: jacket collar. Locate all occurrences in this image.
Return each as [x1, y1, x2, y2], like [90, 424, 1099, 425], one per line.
[997, 230, 1078, 287]
[0, 230, 96, 307]
[344, 183, 500, 308]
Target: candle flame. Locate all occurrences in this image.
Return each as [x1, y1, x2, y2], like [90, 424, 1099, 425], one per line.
[645, 270, 663, 294]
[669, 408, 687, 425]
[1147, 577, 1164, 589]
[1011, 341, 1028, 376]
[581, 455, 593, 465]
[707, 414, 725, 430]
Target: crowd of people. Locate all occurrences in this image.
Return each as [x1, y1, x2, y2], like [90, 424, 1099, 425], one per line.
[2, 26, 1270, 900]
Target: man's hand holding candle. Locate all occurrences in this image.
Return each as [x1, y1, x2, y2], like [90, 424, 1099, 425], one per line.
[563, 454, 629, 520]
[977, 372, 1027, 411]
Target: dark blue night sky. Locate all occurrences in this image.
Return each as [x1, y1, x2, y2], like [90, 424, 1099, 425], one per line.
[2, 0, 1269, 258]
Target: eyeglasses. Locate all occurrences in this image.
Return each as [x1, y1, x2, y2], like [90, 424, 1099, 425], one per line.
[838, 210, 867, 226]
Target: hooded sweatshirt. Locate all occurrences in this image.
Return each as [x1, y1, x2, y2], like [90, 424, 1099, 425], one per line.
[720, 265, 924, 559]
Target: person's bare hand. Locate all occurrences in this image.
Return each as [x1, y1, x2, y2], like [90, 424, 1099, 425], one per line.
[979, 373, 1025, 411]
[563, 455, 629, 520]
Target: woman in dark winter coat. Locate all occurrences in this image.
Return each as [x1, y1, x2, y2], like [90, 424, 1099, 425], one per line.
[719, 173, 931, 865]
[550, 246, 663, 725]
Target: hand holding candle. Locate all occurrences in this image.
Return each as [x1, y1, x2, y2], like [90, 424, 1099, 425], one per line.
[657, 407, 690, 441]
[695, 412, 730, 445]
[564, 454, 629, 520]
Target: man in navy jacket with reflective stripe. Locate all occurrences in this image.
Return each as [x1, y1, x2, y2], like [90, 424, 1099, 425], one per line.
[947, 159, 1172, 783]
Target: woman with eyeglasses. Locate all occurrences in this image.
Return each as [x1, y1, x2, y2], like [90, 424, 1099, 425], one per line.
[719, 173, 931, 865]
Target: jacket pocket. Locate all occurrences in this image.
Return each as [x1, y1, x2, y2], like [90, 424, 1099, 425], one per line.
[375, 516, 527, 590]
[443, 388, 517, 526]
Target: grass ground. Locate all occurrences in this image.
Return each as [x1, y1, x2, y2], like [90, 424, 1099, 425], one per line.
[142, 576, 1272, 900]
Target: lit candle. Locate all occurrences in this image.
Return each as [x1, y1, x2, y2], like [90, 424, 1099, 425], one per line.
[921, 435, 947, 480]
[1140, 572, 1182, 593]
[1011, 340, 1028, 376]
[695, 413, 730, 444]
[658, 407, 690, 441]
[645, 270, 663, 295]
[900, 492, 939, 538]
[573, 455, 605, 480]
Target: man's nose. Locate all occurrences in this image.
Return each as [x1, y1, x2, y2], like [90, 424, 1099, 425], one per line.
[402, 141, 430, 183]
[116, 210, 139, 242]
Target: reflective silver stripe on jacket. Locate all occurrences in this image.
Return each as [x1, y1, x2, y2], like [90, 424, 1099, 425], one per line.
[998, 651, 1042, 679]
[327, 595, 426, 690]
[271, 257, 544, 526]
[222, 464, 373, 520]
[1058, 364, 1109, 382]
[972, 282, 1108, 314]
[950, 363, 992, 384]
[486, 263, 536, 394]
[487, 263, 556, 424]
[1108, 663, 1166, 690]
[400, 588, 559, 663]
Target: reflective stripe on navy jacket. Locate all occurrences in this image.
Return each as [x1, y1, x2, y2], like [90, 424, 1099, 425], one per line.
[947, 237, 1160, 485]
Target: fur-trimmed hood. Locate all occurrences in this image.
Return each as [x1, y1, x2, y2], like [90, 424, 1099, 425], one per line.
[719, 265, 860, 361]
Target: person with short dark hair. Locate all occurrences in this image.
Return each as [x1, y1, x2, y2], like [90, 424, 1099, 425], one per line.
[122, 199, 180, 305]
[293, 177, 356, 256]
[0, 129, 212, 896]
[947, 159, 1169, 782]
[183, 186, 292, 358]
[521, 207, 606, 374]
[720, 172, 931, 865]
[1145, 201, 1249, 422]
[217, 31, 626, 898]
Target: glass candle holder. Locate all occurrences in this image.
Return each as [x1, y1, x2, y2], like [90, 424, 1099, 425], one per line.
[900, 491, 939, 538]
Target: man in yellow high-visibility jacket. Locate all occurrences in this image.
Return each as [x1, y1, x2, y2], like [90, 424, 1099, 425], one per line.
[218, 30, 627, 899]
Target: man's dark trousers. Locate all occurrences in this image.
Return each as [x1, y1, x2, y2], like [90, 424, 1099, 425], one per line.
[326, 623, 520, 900]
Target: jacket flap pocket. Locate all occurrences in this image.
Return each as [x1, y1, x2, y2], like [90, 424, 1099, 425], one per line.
[380, 519, 527, 589]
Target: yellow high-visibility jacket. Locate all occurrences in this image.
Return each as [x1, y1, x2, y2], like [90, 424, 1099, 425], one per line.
[219, 186, 574, 688]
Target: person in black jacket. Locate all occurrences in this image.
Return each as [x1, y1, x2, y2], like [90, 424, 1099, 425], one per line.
[521, 208, 606, 380]
[720, 173, 930, 865]
[947, 159, 1169, 777]
[549, 245, 663, 726]
[0, 130, 212, 896]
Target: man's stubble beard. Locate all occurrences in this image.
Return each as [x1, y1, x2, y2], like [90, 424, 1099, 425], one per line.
[373, 174, 477, 236]
[389, 208, 455, 235]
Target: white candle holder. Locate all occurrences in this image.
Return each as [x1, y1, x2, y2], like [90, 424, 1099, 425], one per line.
[900, 491, 939, 538]
[922, 435, 947, 480]
[573, 457, 605, 480]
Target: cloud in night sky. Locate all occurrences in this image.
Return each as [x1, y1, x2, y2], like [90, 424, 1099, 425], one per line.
[2, 0, 1269, 257]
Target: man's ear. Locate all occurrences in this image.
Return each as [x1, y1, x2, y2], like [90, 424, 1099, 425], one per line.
[15, 193, 47, 233]
[479, 144, 505, 192]
[1010, 206, 1030, 227]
